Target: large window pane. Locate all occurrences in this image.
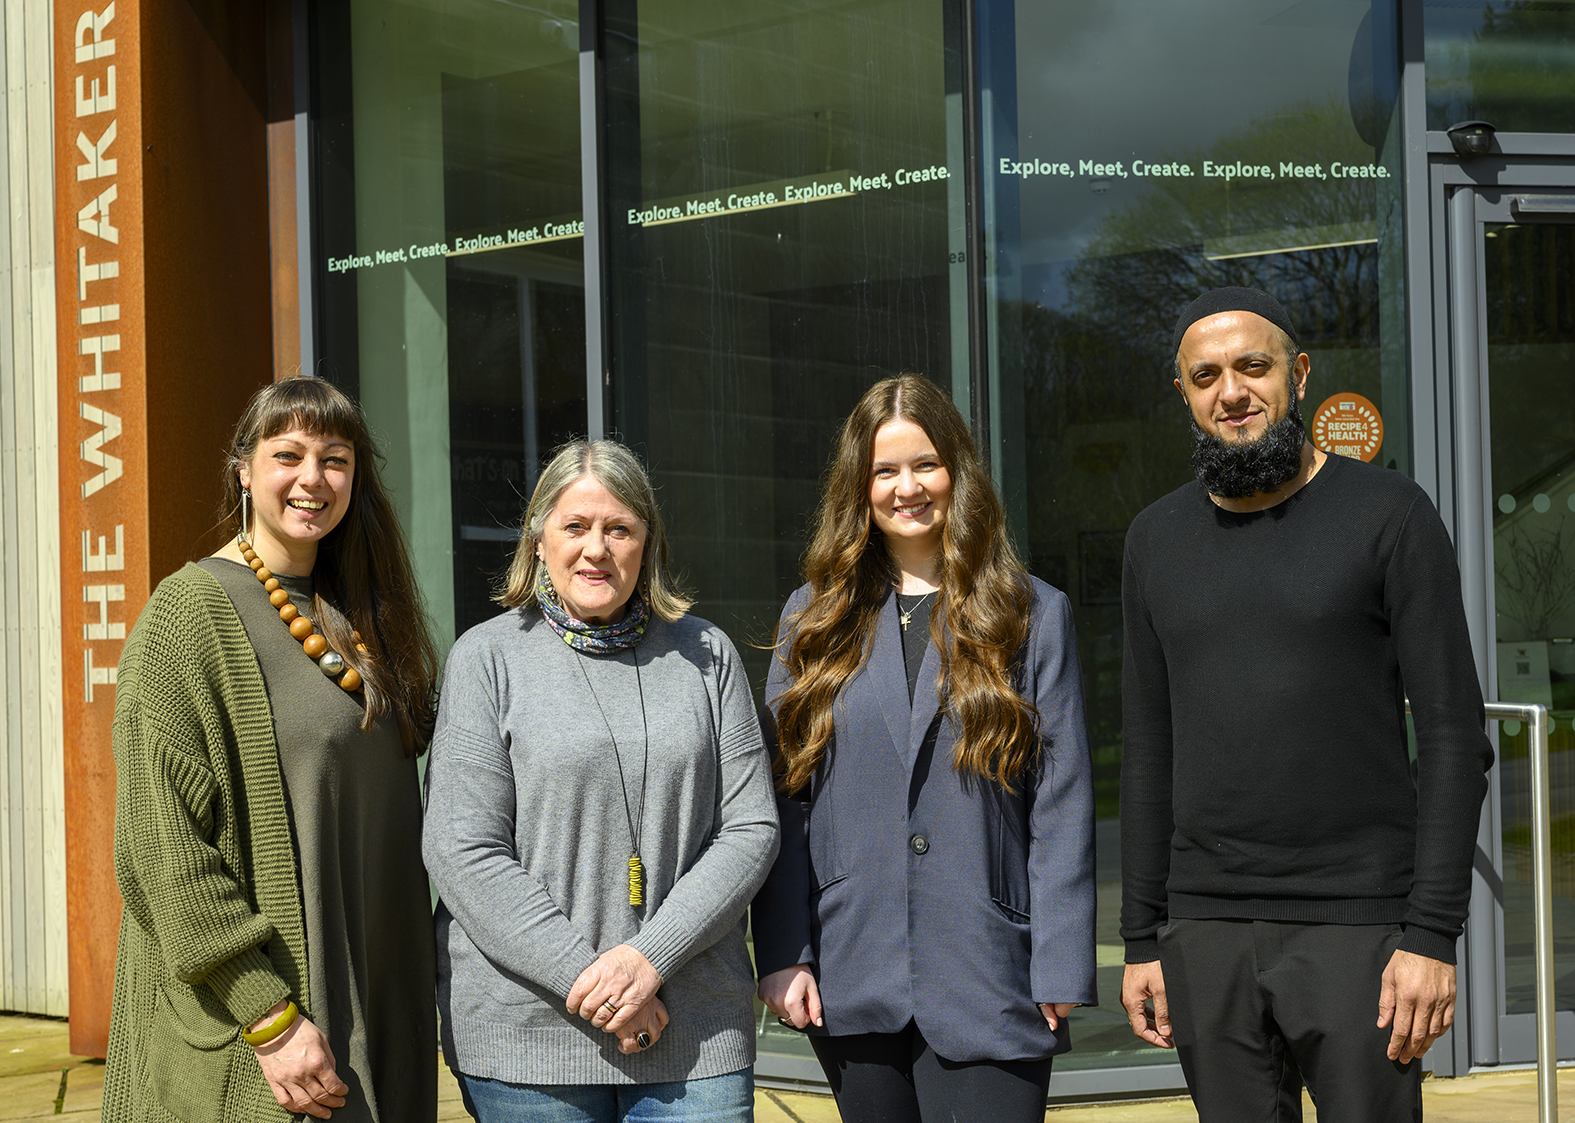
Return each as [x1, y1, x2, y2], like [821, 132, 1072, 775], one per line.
[311, 0, 587, 647]
[1425, 1, 1575, 134]
[600, 0, 966, 674]
[980, 0, 1408, 1071]
[598, 0, 965, 1066]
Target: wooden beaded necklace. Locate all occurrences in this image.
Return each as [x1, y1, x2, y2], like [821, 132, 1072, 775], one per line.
[237, 533, 363, 694]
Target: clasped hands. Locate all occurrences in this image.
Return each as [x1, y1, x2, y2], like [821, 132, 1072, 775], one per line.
[759, 963, 1074, 1032]
[566, 944, 669, 1054]
[1121, 948, 1456, 1063]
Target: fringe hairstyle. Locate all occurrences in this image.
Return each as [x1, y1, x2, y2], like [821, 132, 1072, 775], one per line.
[220, 377, 440, 756]
[495, 439, 693, 623]
[773, 374, 1037, 794]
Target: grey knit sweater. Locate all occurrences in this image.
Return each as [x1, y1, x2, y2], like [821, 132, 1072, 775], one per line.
[422, 607, 779, 1086]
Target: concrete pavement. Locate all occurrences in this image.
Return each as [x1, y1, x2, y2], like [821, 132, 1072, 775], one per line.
[0, 1013, 1560, 1121]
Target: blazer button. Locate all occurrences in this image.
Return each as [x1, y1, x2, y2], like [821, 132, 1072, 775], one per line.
[910, 834, 929, 855]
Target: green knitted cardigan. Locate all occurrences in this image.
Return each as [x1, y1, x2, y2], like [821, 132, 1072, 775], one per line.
[102, 563, 310, 1123]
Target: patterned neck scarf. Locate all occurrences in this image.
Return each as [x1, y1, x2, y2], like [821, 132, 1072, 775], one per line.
[537, 571, 651, 654]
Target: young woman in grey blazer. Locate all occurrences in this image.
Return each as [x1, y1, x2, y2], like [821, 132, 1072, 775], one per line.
[753, 375, 1097, 1122]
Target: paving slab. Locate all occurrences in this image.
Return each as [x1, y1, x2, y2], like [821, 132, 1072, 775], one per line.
[60, 1061, 106, 1116]
[755, 1086, 845, 1122]
[5, 1013, 1567, 1122]
[0, 1016, 91, 1080]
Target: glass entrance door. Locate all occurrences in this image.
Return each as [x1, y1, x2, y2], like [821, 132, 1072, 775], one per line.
[1488, 213, 1575, 1057]
[1454, 185, 1575, 1065]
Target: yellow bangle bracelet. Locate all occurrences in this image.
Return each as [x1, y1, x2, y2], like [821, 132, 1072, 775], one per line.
[241, 1000, 298, 1048]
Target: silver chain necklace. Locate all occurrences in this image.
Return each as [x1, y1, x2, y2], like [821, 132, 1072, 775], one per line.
[897, 589, 936, 632]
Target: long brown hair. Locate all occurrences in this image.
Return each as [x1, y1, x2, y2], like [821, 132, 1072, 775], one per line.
[220, 377, 440, 755]
[773, 375, 1037, 794]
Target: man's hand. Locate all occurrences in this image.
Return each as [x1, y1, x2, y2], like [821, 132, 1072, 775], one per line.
[1378, 949, 1455, 1063]
[567, 944, 663, 1036]
[758, 963, 824, 1029]
[1039, 1003, 1075, 1032]
[252, 1008, 348, 1119]
[1121, 961, 1174, 1049]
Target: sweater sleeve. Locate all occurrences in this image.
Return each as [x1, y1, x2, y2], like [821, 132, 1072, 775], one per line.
[627, 629, 781, 980]
[1388, 493, 1495, 963]
[1118, 539, 1176, 963]
[1026, 587, 1098, 1005]
[421, 646, 601, 998]
[112, 586, 291, 1027]
[748, 594, 815, 977]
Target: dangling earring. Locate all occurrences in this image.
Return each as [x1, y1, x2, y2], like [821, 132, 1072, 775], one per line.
[239, 488, 252, 546]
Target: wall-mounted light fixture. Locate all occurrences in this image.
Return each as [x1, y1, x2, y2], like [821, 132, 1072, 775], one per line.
[1447, 120, 1497, 158]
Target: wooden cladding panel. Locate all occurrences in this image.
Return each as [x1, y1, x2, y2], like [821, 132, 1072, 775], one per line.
[1, 0, 68, 1018]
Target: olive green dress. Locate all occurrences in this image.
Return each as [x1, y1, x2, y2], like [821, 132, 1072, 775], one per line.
[201, 558, 436, 1123]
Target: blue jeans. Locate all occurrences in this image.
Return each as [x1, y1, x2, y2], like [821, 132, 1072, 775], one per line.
[456, 1068, 754, 1123]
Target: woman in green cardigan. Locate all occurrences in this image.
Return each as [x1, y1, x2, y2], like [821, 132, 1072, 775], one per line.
[103, 377, 441, 1123]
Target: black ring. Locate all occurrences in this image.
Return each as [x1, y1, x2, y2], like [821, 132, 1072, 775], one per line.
[636, 1031, 652, 1049]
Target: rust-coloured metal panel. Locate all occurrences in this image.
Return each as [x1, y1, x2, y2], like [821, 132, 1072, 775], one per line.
[55, 0, 274, 1058]
[55, 0, 147, 1060]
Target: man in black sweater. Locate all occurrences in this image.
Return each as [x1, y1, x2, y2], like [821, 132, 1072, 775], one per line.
[1119, 287, 1493, 1120]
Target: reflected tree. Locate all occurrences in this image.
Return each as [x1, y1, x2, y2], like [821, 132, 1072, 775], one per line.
[1497, 518, 1575, 640]
[1429, 0, 1575, 133]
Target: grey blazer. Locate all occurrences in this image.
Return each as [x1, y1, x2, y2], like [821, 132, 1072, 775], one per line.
[751, 578, 1096, 1063]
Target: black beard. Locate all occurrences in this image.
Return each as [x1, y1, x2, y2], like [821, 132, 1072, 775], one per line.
[1189, 397, 1306, 499]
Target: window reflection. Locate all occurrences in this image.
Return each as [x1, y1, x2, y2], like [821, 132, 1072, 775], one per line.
[598, 0, 967, 1065]
[312, 0, 588, 647]
[1487, 222, 1575, 1018]
[601, 0, 966, 684]
[1425, 0, 1575, 133]
[982, 0, 1406, 1069]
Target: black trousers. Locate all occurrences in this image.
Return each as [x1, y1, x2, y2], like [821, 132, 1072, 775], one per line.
[1159, 918, 1423, 1123]
[808, 1022, 1053, 1123]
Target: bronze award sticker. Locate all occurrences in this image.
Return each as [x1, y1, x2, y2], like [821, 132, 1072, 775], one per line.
[1311, 392, 1384, 462]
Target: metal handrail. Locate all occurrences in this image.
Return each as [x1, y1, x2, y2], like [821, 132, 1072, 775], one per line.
[1409, 699, 1555, 1121]
[1489, 701, 1557, 1123]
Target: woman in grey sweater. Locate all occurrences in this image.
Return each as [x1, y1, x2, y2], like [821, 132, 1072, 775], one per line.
[422, 439, 779, 1123]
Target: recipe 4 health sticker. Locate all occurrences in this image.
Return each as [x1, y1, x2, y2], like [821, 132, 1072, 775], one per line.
[1312, 392, 1384, 463]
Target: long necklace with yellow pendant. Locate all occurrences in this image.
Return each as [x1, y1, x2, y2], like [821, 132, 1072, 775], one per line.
[576, 648, 650, 907]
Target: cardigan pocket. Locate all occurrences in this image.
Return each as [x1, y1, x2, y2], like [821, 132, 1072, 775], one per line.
[146, 982, 239, 1123]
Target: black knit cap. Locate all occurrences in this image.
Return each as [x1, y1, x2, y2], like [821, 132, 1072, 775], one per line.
[1171, 286, 1298, 359]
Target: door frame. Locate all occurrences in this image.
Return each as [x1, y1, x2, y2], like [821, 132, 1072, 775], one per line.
[1426, 136, 1575, 1073]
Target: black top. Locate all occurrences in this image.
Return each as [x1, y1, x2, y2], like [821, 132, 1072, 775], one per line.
[895, 590, 936, 702]
[1118, 454, 1494, 964]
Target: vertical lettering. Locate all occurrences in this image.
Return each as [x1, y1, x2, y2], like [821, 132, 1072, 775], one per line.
[74, 66, 116, 115]
[83, 649, 117, 702]
[79, 402, 122, 495]
[74, 3, 115, 61]
[77, 185, 118, 242]
[77, 247, 119, 297]
[75, 120, 117, 180]
[82, 525, 125, 571]
[82, 585, 125, 640]
[78, 336, 120, 391]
